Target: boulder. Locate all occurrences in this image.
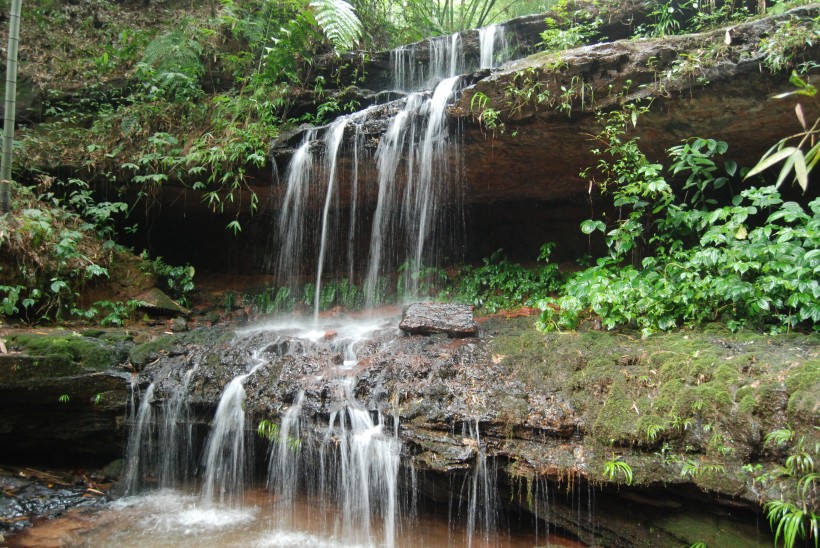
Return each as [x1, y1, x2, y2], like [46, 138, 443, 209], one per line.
[399, 303, 478, 337]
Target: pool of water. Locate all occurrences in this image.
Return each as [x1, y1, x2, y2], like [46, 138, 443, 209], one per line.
[7, 487, 583, 548]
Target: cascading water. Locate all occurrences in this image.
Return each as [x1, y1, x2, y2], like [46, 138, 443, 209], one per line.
[120, 362, 200, 496]
[200, 354, 267, 506]
[313, 116, 350, 324]
[120, 382, 156, 496]
[479, 24, 510, 69]
[391, 32, 463, 92]
[464, 421, 497, 548]
[275, 128, 317, 290]
[79, 18, 570, 548]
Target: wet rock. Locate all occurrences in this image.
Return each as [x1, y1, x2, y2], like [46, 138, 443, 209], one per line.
[171, 316, 188, 332]
[0, 468, 109, 533]
[399, 303, 478, 337]
[134, 287, 190, 317]
[0, 332, 134, 464]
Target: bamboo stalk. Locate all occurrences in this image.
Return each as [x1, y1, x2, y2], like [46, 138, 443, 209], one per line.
[1, 0, 23, 214]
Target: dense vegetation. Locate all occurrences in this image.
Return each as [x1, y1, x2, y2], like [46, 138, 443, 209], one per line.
[0, 0, 818, 543]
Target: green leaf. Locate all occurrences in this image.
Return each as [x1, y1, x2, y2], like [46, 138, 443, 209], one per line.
[310, 0, 362, 53]
[745, 147, 798, 180]
[793, 150, 809, 192]
[581, 220, 606, 234]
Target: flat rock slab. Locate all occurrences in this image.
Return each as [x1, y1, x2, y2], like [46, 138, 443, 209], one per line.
[399, 303, 478, 337]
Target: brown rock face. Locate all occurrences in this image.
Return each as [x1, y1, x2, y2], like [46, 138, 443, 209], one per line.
[136, 7, 819, 274]
[399, 303, 479, 337]
[454, 8, 820, 206]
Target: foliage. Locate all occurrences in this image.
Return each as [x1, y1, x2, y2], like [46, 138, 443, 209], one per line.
[257, 419, 280, 441]
[470, 91, 504, 135]
[401, 0, 522, 37]
[745, 72, 818, 193]
[143, 256, 196, 307]
[602, 453, 634, 485]
[137, 24, 205, 101]
[539, 105, 820, 336]
[448, 244, 563, 313]
[257, 419, 301, 451]
[310, 0, 363, 53]
[94, 299, 141, 327]
[539, 12, 602, 51]
[764, 500, 818, 548]
[759, 14, 820, 74]
[0, 180, 126, 322]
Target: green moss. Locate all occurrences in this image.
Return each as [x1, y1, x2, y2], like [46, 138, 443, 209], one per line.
[593, 377, 639, 444]
[128, 335, 178, 368]
[737, 393, 757, 416]
[5, 332, 124, 376]
[689, 383, 733, 418]
[714, 363, 740, 383]
[784, 360, 819, 394]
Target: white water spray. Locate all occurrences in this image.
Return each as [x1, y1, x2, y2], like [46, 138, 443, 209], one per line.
[201, 356, 266, 506]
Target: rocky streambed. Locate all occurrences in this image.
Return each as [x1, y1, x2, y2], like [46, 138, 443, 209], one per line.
[0, 311, 817, 546]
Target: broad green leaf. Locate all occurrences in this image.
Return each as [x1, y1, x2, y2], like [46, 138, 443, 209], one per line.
[793, 149, 809, 192]
[745, 147, 798, 180]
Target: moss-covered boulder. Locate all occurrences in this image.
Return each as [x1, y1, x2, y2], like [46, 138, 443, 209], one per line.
[0, 331, 132, 465]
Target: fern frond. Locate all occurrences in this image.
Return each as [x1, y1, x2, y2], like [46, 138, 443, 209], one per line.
[141, 28, 204, 79]
[310, 0, 362, 53]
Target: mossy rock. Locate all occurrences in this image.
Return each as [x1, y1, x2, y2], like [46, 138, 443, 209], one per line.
[3, 332, 128, 378]
[128, 335, 179, 369]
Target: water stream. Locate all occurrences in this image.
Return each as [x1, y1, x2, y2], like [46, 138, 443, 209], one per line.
[3, 20, 580, 548]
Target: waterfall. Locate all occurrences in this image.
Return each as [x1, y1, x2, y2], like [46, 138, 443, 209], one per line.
[364, 94, 421, 307]
[266, 379, 400, 548]
[267, 391, 305, 524]
[465, 420, 497, 548]
[390, 32, 464, 92]
[158, 365, 197, 486]
[391, 45, 417, 92]
[313, 117, 349, 324]
[276, 129, 317, 291]
[364, 76, 463, 306]
[121, 382, 156, 496]
[479, 24, 509, 69]
[201, 357, 266, 506]
[120, 362, 200, 496]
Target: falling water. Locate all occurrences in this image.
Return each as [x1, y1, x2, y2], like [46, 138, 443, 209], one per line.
[391, 32, 464, 91]
[364, 93, 422, 306]
[411, 75, 462, 283]
[158, 364, 197, 486]
[479, 24, 509, 69]
[313, 117, 349, 324]
[465, 420, 497, 548]
[275, 129, 317, 290]
[201, 356, 266, 506]
[333, 380, 400, 547]
[268, 390, 305, 523]
[391, 45, 417, 91]
[121, 382, 156, 496]
[364, 76, 463, 306]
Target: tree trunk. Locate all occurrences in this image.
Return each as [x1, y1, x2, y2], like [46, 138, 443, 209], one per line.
[1, 0, 23, 214]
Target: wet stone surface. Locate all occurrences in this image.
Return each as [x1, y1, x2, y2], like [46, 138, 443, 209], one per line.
[399, 303, 479, 337]
[0, 469, 109, 532]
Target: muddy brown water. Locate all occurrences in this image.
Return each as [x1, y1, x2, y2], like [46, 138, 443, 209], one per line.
[7, 487, 584, 548]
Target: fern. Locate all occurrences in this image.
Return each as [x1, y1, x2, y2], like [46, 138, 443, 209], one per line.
[141, 28, 204, 80]
[310, 0, 362, 53]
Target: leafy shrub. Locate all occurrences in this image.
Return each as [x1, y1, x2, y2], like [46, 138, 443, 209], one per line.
[0, 180, 126, 322]
[539, 107, 820, 336]
[449, 244, 563, 313]
[144, 256, 195, 307]
[539, 14, 602, 51]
